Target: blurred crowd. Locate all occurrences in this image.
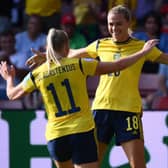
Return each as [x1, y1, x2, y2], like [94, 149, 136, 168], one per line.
[1, 0, 168, 110]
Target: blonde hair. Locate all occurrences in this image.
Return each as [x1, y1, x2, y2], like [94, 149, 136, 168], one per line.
[46, 28, 69, 70]
[108, 5, 131, 22]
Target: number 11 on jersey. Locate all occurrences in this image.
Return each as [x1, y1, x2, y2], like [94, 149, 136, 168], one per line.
[47, 79, 81, 117]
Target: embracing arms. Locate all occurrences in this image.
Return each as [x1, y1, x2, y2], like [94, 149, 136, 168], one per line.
[26, 39, 159, 69]
[0, 39, 158, 100]
[95, 39, 159, 75]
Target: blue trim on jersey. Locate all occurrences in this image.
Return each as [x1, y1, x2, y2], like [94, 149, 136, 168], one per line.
[29, 72, 37, 88]
[79, 58, 84, 74]
[22, 72, 36, 89]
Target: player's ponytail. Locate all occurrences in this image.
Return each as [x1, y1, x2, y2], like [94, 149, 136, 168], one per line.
[46, 28, 69, 71]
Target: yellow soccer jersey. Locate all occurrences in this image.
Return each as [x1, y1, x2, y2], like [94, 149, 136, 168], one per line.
[21, 58, 98, 141]
[25, 0, 61, 16]
[86, 37, 162, 113]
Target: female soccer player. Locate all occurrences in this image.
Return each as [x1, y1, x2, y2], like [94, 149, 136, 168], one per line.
[0, 28, 157, 168]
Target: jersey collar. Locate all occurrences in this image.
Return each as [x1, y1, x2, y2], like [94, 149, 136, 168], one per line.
[112, 37, 132, 44]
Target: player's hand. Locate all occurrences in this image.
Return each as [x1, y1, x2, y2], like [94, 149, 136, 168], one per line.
[142, 39, 159, 54]
[0, 61, 15, 80]
[25, 48, 46, 69]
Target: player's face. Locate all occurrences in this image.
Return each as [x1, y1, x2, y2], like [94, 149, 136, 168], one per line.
[107, 12, 130, 42]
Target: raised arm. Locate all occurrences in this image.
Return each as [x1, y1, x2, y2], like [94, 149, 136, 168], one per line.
[68, 48, 89, 58]
[26, 39, 158, 71]
[26, 47, 89, 69]
[25, 48, 46, 69]
[95, 39, 159, 75]
[0, 61, 26, 100]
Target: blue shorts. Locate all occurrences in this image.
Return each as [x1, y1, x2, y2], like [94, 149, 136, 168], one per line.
[47, 129, 98, 164]
[93, 110, 143, 145]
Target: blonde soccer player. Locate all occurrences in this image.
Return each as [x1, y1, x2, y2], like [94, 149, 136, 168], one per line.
[0, 28, 157, 168]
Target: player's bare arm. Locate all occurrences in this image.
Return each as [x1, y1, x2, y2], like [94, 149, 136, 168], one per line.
[25, 48, 88, 69]
[0, 61, 26, 100]
[95, 39, 159, 75]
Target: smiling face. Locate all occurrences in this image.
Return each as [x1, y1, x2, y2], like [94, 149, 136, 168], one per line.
[107, 6, 131, 42]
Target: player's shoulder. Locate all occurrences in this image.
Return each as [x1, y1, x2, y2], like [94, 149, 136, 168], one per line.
[99, 37, 145, 46]
[99, 37, 112, 43]
[31, 62, 47, 77]
[130, 36, 145, 44]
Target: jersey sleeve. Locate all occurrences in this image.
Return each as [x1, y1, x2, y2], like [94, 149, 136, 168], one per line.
[80, 58, 98, 76]
[21, 72, 36, 93]
[85, 40, 99, 58]
[146, 46, 162, 62]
